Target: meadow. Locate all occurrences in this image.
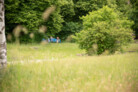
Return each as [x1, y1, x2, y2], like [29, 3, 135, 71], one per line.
[0, 42, 138, 92]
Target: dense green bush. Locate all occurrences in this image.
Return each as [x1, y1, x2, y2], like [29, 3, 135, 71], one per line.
[130, 0, 138, 38]
[56, 22, 82, 40]
[5, 0, 64, 43]
[5, 0, 136, 43]
[74, 6, 134, 55]
[65, 35, 76, 42]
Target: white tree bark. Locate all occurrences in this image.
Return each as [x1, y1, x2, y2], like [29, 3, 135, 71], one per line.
[0, 0, 7, 67]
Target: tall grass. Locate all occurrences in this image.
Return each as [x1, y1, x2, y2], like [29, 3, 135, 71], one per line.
[0, 43, 138, 92]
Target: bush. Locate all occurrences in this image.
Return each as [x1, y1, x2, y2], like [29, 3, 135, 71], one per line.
[56, 22, 82, 40]
[74, 6, 134, 55]
[65, 35, 76, 42]
[5, 0, 64, 43]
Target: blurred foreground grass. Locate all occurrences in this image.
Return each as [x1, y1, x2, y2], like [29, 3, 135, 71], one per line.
[0, 43, 138, 92]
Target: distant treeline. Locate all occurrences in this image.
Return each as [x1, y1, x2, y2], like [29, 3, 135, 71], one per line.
[5, 0, 138, 43]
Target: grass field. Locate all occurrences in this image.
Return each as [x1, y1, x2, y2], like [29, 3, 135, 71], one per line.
[0, 43, 138, 92]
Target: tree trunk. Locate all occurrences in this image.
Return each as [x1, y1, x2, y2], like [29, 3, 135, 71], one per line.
[0, 0, 7, 67]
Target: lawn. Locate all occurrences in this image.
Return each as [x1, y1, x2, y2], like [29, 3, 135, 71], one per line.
[0, 43, 138, 92]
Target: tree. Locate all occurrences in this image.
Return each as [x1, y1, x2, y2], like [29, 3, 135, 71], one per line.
[5, 0, 64, 43]
[130, 0, 138, 38]
[74, 6, 134, 55]
[0, 0, 7, 67]
[56, 22, 82, 40]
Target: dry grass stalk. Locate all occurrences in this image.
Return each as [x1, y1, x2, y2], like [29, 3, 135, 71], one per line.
[13, 25, 28, 44]
[7, 34, 12, 41]
[38, 25, 47, 33]
[42, 5, 56, 21]
[29, 33, 34, 38]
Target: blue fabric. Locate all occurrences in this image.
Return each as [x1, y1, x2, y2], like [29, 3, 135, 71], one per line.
[42, 38, 46, 41]
[51, 38, 57, 42]
[48, 38, 61, 43]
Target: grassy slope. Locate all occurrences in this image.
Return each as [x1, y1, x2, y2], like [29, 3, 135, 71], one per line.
[0, 43, 138, 92]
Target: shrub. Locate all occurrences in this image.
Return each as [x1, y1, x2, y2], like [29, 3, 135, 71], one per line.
[65, 35, 76, 42]
[74, 6, 134, 55]
[56, 22, 82, 40]
[5, 0, 64, 43]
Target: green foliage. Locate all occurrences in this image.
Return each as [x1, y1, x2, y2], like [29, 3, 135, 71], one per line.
[65, 35, 76, 42]
[5, 0, 64, 43]
[5, 0, 137, 43]
[72, 0, 107, 21]
[75, 0, 106, 11]
[60, 0, 75, 21]
[75, 6, 134, 55]
[56, 22, 82, 40]
[130, 0, 138, 38]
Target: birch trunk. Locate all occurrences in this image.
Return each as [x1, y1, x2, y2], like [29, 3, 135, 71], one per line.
[0, 0, 7, 67]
